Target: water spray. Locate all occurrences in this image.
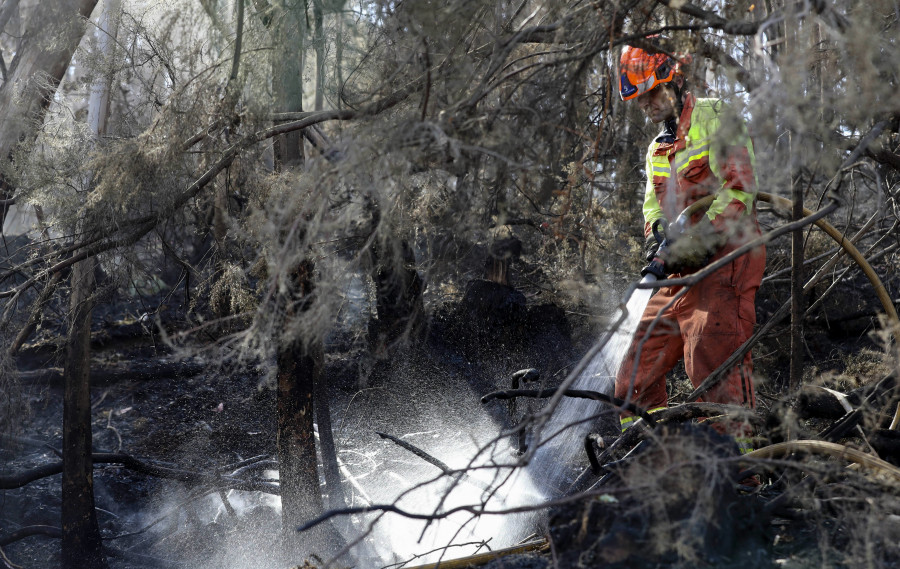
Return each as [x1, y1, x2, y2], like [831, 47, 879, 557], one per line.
[390, 192, 900, 569]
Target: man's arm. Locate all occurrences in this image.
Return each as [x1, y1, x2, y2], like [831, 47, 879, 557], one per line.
[643, 142, 668, 236]
[705, 103, 758, 235]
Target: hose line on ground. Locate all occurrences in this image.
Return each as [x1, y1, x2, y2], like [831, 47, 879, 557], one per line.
[744, 440, 900, 483]
[674, 192, 899, 327]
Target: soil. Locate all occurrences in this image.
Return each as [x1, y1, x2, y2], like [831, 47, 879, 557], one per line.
[2, 263, 899, 569]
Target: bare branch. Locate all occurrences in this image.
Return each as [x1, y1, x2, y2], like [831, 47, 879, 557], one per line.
[481, 388, 657, 427]
[0, 452, 280, 493]
[653, 0, 763, 35]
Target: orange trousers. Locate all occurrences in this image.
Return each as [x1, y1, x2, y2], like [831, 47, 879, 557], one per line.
[614, 245, 766, 413]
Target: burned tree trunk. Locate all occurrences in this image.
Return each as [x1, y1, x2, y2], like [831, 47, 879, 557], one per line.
[61, 257, 107, 569]
[269, 4, 326, 555]
[485, 237, 522, 286]
[314, 371, 344, 512]
[275, 260, 327, 555]
[59, 3, 117, 566]
[274, 257, 346, 556]
[276, 342, 321, 537]
[368, 204, 425, 355]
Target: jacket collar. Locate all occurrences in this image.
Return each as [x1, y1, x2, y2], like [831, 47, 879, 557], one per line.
[672, 91, 695, 152]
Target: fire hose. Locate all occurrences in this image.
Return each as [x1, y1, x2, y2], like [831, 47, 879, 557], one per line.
[407, 192, 899, 569]
[665, 192, 899, 327]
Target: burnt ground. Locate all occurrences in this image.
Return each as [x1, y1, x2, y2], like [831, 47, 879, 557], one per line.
[2, 260, 900, 569]
[1, 277, 582, 569]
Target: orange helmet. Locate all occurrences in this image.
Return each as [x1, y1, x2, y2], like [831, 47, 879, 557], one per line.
[619, 44, 681, 101]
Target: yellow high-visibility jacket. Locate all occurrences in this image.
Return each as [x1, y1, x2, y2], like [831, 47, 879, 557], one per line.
[642, 93, 758, 242]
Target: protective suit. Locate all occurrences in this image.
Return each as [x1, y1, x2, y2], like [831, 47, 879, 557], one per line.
[614, 91, 765, 422]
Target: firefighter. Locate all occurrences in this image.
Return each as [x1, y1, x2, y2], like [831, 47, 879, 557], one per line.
[614, 39, 765, 445]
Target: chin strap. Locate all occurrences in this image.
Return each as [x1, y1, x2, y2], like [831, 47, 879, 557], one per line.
[657, 117, 678, 144]
[673, 82, 687, 118]
[656, 83, 687, 143]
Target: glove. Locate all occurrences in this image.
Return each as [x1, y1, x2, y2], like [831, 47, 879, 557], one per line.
[641, 254, 668, 279]
[643, 217, 669, 262]
[664, 215, 726, 273]
[640, 218, 671, 278]
[644, 233, 660, 263]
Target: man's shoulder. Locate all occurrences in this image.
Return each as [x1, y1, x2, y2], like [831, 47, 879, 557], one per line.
[692, 97, 727, 114]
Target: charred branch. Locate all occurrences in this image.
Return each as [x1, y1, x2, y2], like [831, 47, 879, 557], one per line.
[481, 387, 658, 428]
[0, 452, 280, 493]
[0, 525, 62, 547]
[375, 431, 491, 494]
[376, 431, 452, 475]
[15, 361, 205, 387]
[817, 374, 898, 442]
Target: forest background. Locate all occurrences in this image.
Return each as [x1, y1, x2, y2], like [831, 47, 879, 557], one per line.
[1, 0, 900, 568]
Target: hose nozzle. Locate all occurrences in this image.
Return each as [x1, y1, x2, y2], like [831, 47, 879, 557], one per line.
[642, 218, 671, 278]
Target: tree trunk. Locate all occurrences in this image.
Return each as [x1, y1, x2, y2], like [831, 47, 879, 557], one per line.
[60, 2, 118, 565]
[61, 256, 106, 569]
[788, 17, 806, 392]
[276, 260, 326, 556]
[368, 224, 425, 355]
[0, 0, 98, 227]
[312, 0, 325, 111]
[273, 0, 305, 168]
[269, 1, 327, 557]
[276, 337, 321, 529]
[314, 370, 345, 512]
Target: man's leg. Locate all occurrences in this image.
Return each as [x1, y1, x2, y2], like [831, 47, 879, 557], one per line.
[614, 287, 685, 428]
[679, 248, 765, 407]
[681, 246, 765, 449]
[681, 248, 763, 406]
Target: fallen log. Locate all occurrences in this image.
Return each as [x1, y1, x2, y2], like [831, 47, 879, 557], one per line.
[0, 452, 279, 494]
[0, 525, 62, 547]
[14, 360, 205, 386]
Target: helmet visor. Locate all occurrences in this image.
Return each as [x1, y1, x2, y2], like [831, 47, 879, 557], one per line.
[619, 46, 677, 101]
[620, 71, 658, 101]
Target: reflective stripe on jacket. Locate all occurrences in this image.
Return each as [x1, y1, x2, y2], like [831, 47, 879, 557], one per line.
[642, 93, 758, 240]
